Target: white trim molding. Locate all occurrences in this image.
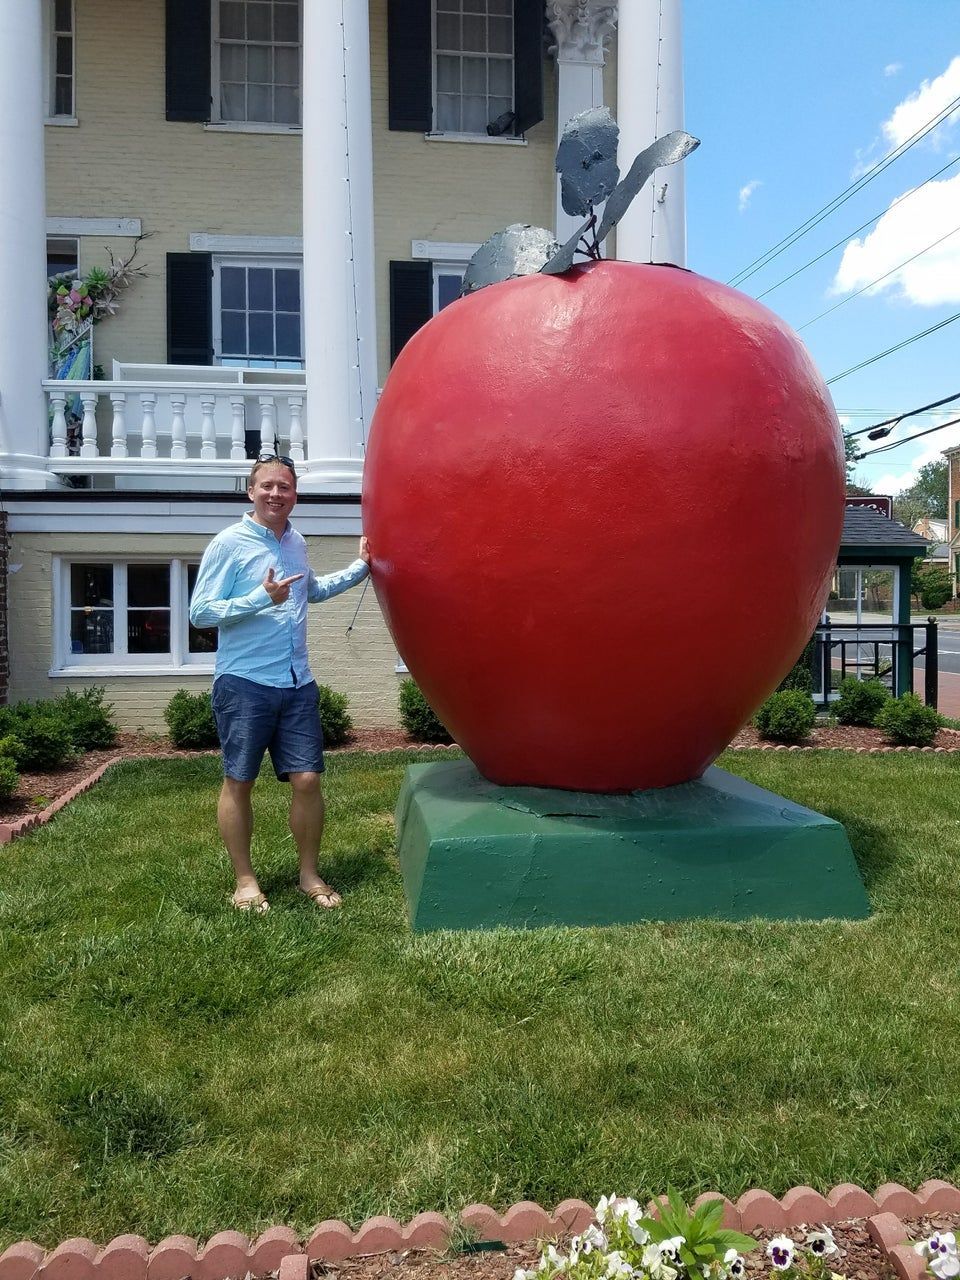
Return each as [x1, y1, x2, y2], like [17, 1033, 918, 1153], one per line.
[424, 132, 526, 146]
[190, 233, 303, 254]
[47, 217, 142, 237]
[203, 122, 302, 136]
[411, 240, 480, 262]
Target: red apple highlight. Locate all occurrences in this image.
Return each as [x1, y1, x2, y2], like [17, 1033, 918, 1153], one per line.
[363, 260, 844, 791]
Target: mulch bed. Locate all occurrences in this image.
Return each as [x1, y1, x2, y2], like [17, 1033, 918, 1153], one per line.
[0, 728, 452, 827]
[310, 1219, 897, 1280]
[729, 724, 960, 752]
[3, 721, 959, 829]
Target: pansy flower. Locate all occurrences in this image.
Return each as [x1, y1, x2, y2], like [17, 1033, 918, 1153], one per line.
[806, 1230, 838, 1257]
[767, 1235, 795, 1270]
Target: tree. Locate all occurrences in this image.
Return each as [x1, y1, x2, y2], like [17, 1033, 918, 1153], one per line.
[843, 432, 867, 493]
[893, 460, 947, 527]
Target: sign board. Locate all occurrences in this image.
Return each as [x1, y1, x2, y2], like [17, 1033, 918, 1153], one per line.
[845, 495, 893, 518]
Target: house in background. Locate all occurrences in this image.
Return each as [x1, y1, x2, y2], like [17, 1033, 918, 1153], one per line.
[912, 516, 950, 572]
[944, 444, 960, 595]
[0, 0, 687, 730]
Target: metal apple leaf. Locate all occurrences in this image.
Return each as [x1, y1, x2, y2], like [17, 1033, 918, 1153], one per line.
[460, 224, 561, 295]
[594, 130, 700, 245]
[555, 106, 620, 217]
[540, 217, 593, 276]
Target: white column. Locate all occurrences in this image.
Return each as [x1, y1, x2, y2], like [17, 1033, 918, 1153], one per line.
[300, 0, 377, 493]
[547, 3, 618, 245]
[616, 0, 687, 266]
[0, 0, 58, 489]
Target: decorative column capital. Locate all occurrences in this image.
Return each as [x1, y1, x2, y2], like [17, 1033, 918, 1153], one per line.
[547, 1, 618, 65]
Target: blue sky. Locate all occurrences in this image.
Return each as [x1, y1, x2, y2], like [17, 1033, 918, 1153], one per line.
[683, 0, 960, 496]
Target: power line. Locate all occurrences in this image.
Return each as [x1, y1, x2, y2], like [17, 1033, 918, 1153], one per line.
[825, 310, 960, 385]
[844, 392, 960, 437]
[727, 91, 960, 287]
[796, 221, 960, 330]
[857, 414, 960, 457]
[755, 157, 960, 305]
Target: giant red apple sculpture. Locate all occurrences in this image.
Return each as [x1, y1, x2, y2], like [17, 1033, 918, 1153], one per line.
[362, 117, 845, 793]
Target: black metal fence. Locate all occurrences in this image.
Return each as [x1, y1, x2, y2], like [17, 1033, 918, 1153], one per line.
[813, 618, 939, 707]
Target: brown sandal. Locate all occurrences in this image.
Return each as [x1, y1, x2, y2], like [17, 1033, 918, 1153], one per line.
[231, 890, 270, 914]
[299, 885, 342, 910]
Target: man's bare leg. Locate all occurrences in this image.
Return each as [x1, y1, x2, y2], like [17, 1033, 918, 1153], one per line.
[218, 777, 265, 907]
[289, 771, 341, 907]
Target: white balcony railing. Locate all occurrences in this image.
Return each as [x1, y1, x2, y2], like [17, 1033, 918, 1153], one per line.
[42, 378, 307, 471]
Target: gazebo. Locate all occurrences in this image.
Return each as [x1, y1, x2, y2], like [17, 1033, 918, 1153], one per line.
[815, 501, 933, 704]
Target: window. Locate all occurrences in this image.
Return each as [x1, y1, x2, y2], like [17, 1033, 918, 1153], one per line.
[213, 0, 301, 126]
[433, 264, 465, 313]
[48, 0, 75, 118]
[434, 0, 514, 135]
[56, 560, 217, 671]
[47, 236, 79, 283]
[213, 257, 303, 369]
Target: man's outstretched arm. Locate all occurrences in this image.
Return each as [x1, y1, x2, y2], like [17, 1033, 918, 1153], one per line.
[307, 535, 371, 603]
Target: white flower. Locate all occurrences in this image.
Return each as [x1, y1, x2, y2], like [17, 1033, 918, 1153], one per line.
[724, 1251, 746, 1280]
[605, 1251, 634, 1279]
[539, 1245, 566, 1273]
[932, 1255, 960, 1280]
[643, 1244, 664, 1271]
[660, 1237, 686, 1262]
[629, 1220, 651, 1246]
[595, 1195, 618, 1225]
[806, 1230, 838, 1258]
[578, 1226, 608, 1254]
[513, 1269, 534, 1280]
[767, 1236, 795, 1270]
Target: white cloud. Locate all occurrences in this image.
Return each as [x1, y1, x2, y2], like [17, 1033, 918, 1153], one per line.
[884, 62, 902, 77]
[738, 179, 761, 212]
[882, 54, 960, 148]
[831, 171, 960, 304]
[850, 56, 960, 177]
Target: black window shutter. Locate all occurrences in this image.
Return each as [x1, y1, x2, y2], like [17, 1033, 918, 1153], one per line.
[513, 0, 544, 135]
[388, 0, 432, 131]
[166, 0, 211, 122]
[167, 253, 213, 365]
[390, 261, 432, 363]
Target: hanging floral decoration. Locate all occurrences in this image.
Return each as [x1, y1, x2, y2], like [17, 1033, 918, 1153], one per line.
[48, 233, 149, 354]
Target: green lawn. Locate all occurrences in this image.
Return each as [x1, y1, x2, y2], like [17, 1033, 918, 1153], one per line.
[1, 747, 959, 1246]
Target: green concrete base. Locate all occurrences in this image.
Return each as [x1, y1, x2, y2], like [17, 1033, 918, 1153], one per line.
[395, 760, 870, 931]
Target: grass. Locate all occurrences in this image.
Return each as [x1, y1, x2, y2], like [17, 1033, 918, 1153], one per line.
[1, 746, 960, 1245]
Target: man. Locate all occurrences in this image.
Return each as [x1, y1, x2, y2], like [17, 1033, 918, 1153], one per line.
[190, 452, 370, 913]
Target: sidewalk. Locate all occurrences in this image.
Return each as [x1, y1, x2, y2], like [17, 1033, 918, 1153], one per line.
[915, 667, 960, 718]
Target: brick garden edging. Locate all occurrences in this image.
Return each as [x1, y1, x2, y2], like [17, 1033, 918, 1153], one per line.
[1, 1182, 955, 1280]
[0, 757, 124, 845]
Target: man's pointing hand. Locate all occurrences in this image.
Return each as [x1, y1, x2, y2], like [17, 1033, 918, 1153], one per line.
[263, 566, 303, 604]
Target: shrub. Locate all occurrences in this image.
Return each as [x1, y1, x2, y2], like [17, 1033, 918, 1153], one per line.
[753, 689, 816, 744]
[0, 755, 18, 802]
[876, 692, 942, 746]
[56, 687, 118, 750]
[919, 566, 953, 610]
[0, 734, 23, 765]
[317, 684, 352, 747]
[164, 689, 219, 749]
[398, 678, 453, 743]
[12, 714, 76, 771]
[835, 676, 890, 726]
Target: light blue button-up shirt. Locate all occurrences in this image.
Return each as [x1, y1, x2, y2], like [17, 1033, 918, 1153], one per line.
[190, 513, 369, 688]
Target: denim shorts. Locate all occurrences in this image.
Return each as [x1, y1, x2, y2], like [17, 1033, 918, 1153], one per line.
[212, 674, 324, 782]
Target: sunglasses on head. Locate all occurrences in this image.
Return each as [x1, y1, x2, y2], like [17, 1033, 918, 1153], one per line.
[256, 450, 296, 469]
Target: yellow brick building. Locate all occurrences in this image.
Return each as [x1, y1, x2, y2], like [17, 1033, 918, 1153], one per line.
[0, 1, 685, 730]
